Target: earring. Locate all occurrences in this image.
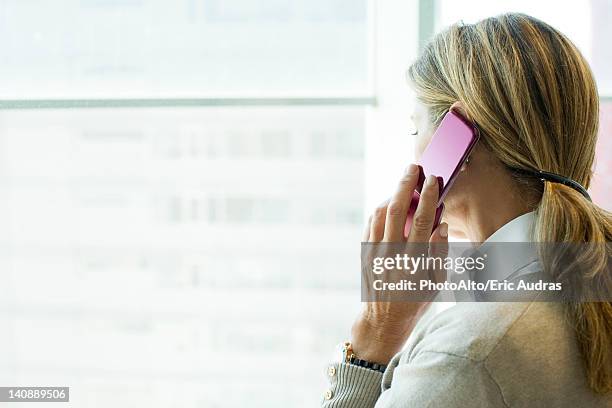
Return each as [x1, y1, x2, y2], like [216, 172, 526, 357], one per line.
[460, 157, 470, 172]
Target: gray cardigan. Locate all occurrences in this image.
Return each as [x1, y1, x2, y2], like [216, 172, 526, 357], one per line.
[322, 213, 611, 407]
[321, 301, 611, 407]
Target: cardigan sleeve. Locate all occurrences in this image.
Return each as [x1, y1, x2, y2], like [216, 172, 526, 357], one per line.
[321, 351, 506, 408]
[320, 362, 382, 408]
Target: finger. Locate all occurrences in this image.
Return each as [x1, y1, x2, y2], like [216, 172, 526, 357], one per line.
[362, 214, 372, 242]
[429, 222, 449, 249]
[407, 174, 440, 243]
[383, 164, 421, 242]
[369, 199, 389, 242]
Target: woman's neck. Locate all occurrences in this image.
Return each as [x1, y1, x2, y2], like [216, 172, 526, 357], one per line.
[463, 201, 531, 242]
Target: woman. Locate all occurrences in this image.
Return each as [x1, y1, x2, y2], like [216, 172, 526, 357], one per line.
[321, 13, 611, 407]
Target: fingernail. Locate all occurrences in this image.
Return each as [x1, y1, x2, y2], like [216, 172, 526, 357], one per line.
[439, 223, 448, 237]
[406, 163, 419, 175]
[426, 174, 437, 186]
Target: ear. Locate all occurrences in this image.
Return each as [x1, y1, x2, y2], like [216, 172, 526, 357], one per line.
[449, 101, 470, 120]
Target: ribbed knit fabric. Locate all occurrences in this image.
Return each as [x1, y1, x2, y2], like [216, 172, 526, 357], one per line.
[320, 362, 382, 407]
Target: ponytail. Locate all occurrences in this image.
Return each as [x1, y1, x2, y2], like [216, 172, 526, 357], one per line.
[535, 181, 612, 394]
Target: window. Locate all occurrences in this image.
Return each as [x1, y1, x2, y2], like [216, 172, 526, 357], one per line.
[594, 99, 612, 206]
[0, 1, 386, 407]
[0, 0, 369, 97]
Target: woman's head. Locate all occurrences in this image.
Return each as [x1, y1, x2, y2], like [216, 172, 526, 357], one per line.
[409, 13, 600, 235]
[409, 13, 598, 181]
[408, 13, 611, 394]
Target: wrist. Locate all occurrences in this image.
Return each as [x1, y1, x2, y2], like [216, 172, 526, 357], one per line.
[350, 316, 408, 365]
[350, 302, 430, 364]
[340, 341, 388, 373]
[351, 342, 396, 366]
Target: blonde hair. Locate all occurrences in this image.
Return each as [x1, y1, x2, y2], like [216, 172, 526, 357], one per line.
[408, 13, 612, 394]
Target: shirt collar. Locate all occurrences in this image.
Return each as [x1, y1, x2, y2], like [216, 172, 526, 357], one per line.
[477, 211, 539, 282]
[449, 212, 540, 302]
[482, 211, 536, 243]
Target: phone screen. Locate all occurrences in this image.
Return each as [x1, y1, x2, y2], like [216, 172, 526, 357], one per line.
[418, 110, 479, 205]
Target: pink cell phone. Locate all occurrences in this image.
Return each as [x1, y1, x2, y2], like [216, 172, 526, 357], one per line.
[403, 109, 479, 238]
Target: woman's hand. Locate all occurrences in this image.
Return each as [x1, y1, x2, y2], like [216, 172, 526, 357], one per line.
[350, 163, 448, 365]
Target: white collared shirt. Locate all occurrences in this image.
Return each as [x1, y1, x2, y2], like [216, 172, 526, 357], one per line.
[484, 211, 535, 243]
[449, 211, 540, 301]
